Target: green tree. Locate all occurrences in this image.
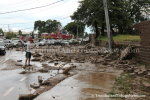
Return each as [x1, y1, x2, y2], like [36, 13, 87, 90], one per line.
[34, 19, 61, 36]
[45, 19, 61, 33]
[34, 20, 46, 36]
[64, 22, 85, 37]
[18, 30, 22, 36]
[0, 28, 4, 36]
[5, 32, 16, 39]
[71, 0, 104, 38]
[71, 0, 150, 37]
[30, 31, 34, 39]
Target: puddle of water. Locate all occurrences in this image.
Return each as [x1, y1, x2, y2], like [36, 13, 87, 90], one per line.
[82, 88, 105, 95]
[76, 73, 116, 88]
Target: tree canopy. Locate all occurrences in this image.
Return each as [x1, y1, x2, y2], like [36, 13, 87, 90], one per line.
[0, 28, 4, 36]
[34, 19, 61, 35]
[18, 30, 22, 36]
[71, 0, 150, 38]
[64, 22, 85, 37]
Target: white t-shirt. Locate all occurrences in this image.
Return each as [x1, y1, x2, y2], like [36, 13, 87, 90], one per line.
[26, 42, 31, 52]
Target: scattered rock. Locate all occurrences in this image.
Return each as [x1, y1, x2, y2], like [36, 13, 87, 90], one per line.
[119, 46, 133, 60]
[38, 68, 49, 73]
[38, 76, 43, 85]
[17, 60, 22, 62]
[30, 84, 40, 89]
[142, 81, 150, 92]
[19, 94, 38, 100]
[15, 63, 23, 66]
[32, 53, 42, 57]
[41, 80, 52, 86]
[31, 58, 41, 61]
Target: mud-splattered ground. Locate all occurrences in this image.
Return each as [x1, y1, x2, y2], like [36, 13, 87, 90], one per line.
[35, 62, 123, 100]
[0, 50, 59, 100]
[1, 46, 149, 100]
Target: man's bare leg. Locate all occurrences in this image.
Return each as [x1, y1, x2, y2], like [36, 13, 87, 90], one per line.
[28, 58, 31, 71]
[28, 58, 31, 65]
[25, 58, 28, 66]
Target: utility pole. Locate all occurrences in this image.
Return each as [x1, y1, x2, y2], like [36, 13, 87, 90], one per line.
[8, 24, 10, 32]
[103, 0, 112, 50]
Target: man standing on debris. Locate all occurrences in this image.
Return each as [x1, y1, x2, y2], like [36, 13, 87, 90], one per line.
[25, 39, 32, 66]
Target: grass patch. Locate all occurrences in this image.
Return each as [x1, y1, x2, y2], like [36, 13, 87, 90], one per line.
[108, 73, 133, 99]
[114, 73, 132, 94]
[99, 34, 140, 42]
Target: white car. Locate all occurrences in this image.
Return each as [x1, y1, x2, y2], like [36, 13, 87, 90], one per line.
[47, 39, 55, 45]
[38, 40, 48, 46]
[3, 39, 13, 48]
[61, 40, 69, 45]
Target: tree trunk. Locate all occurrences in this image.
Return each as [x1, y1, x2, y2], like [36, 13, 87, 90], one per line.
[111, 27, 115, 35]
[101, 24, 105, 36]
[94, 21, 100, 39]
[118, 26, 123, 34]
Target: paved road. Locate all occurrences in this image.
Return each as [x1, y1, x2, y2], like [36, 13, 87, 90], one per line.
[0, 50, 55, 100]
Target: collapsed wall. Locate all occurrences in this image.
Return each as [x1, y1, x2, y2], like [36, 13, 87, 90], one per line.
[134, 21, 150, 64]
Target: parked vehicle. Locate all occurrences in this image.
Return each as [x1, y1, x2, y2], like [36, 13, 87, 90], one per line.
[12, 39, 26, 47]
[0, 42, 6, 55]
[47, 39, 55, 45]
[61, 40, 69, 45]
[38, 40, 48, 46]
[0, 39, 3, 42]
[12, 39, 19, 47]
[69, 39, 79, 45]
[54, 39, 62, 45]
[3, 39, 13, 49]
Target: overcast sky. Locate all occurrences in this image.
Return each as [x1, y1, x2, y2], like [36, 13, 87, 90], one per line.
[0, 0, 88, 33]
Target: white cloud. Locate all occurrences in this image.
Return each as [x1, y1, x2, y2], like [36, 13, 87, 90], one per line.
[0, 0, 80, 32]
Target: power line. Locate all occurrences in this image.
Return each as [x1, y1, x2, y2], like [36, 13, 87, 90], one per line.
[0, 0, 65, 15]
[0, 22, 33, 25]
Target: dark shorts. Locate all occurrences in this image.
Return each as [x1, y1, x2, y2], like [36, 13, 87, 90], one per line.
[26, 52, 32, 58]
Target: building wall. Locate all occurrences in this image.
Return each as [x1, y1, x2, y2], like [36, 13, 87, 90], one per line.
[134, 21, 150, 64]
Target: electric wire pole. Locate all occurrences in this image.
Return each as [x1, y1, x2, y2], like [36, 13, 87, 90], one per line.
[103, 0, 112, 50]
[8, 24, 10, 32]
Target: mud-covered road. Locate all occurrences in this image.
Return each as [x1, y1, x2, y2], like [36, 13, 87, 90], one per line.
[0, 48, 123, 100]
[0, 50, 58, 100]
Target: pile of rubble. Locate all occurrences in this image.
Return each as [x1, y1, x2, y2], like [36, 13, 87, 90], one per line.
[19, 63, 76, 100]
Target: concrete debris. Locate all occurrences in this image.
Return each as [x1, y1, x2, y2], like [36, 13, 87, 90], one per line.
[31, 57, 41, 61]
[19, 94, 38, 100]
[38, 68, 49, 73]
[119, 46, 134, 60]
[23, 74, 68, 100]
[38, 76, 43, 85]
[30, 84, 40, 89]
[17, 60, 22, 62]
[32, 52, 42, 57]
[142, 81, 150, 92]
[15, 63, 23, 66]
